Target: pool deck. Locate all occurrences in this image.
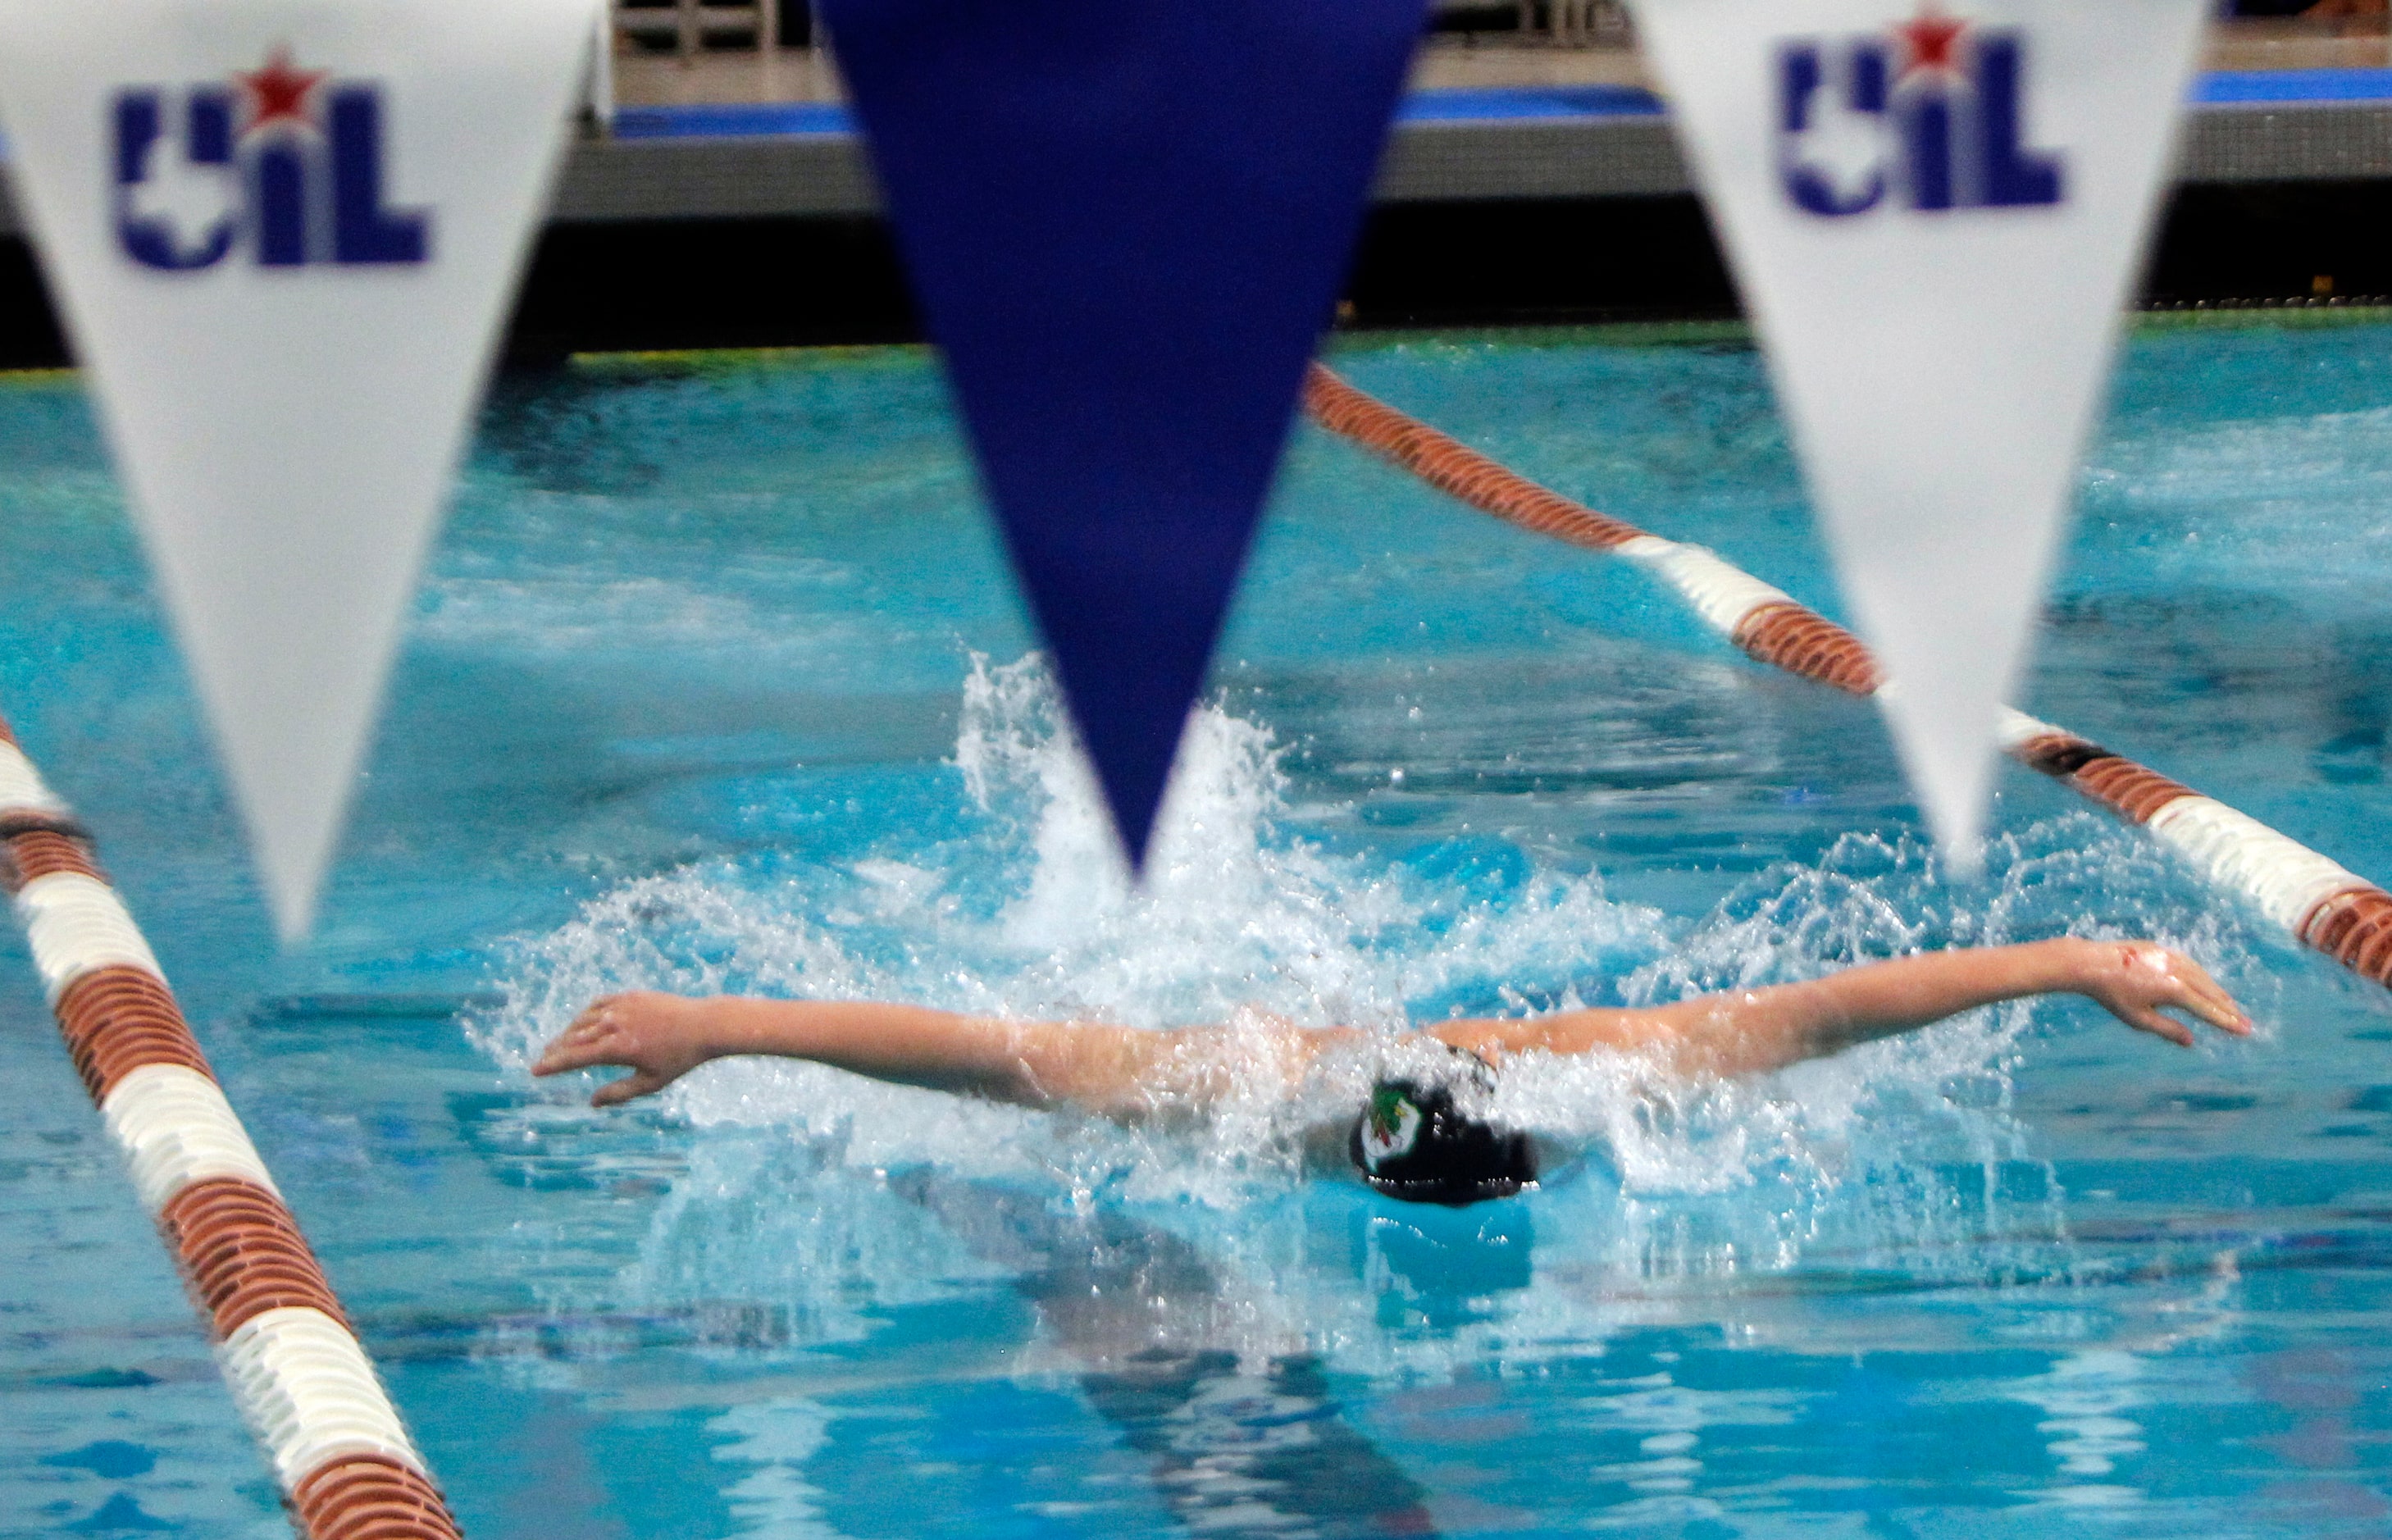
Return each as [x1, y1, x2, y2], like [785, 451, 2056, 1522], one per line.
[0, 57, 2389, 362]
[526, 68, 2392, 226]
[2, 68, 2391, 236]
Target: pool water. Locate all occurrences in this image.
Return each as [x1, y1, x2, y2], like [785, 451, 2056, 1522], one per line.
[7, 316, 2392, 1537]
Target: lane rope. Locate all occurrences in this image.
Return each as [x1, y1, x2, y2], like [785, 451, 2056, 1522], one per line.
[0, 718, 464, 1540]
[1304, 362, 2392, 989]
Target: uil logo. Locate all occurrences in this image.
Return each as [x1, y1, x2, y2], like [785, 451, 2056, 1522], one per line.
[113, 48, 429, 271]
[1777, 7, 2064, 219]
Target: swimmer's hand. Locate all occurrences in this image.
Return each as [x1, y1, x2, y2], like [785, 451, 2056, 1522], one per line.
[2071, 940, 2252, 1048]
[535, 992, 718, 1106]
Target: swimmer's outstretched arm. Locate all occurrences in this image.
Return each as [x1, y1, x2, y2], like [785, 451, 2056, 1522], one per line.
[538, 941, 2246, 1113]
[533, 993, 1342, 1118]
[1433, 938, 2250, 1078]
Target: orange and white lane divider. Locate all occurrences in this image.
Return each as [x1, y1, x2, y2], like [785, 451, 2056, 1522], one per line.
[0, 717, 462, 1540]
[1305, 362, 2392, 989]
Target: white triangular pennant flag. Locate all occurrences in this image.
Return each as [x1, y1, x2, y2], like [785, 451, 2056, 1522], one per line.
[0, 0, 594, 937]
[1627, 0, 2207, 873]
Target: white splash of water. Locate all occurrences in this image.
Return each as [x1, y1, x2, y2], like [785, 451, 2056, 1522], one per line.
[475, 655, 1668, 1196]
[471, 654, 2266, 1358]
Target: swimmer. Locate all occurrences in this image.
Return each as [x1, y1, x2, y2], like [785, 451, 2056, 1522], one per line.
[535, 938, 2248, 1206]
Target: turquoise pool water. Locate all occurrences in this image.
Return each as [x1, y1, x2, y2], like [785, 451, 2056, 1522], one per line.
[7, 316, 2392, 1537]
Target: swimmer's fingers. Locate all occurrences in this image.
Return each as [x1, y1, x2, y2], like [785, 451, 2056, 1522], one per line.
[554, 995, 635, 1043]
[532, 1032, 677, 1106]
[534, 1014, 610, 1074]
[2089, 944, 2252, 1046]
[590, 1068, 672, 1108]
[2117, 1003, 2198, 1049]
[2168, 958, 2252, 1037]
[2126, 945, 2252, 1037]
[532, 1033, 631, 1077]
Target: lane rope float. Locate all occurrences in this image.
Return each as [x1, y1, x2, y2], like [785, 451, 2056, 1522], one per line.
[0, 716, 463, 1540]
[1304, 362, 2392, 989]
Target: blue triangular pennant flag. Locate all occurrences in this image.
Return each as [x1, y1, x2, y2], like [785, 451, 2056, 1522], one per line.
[821, 0, 1424, 866]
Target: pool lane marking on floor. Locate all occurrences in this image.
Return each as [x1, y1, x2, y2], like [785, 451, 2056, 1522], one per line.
[0, 713, 464, 1540]
[1304, 362, 2392, 988]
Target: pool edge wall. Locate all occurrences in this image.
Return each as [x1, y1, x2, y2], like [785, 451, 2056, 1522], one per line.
[2, 102, 2390, 367]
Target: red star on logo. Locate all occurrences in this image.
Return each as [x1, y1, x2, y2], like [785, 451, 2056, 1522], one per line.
[1896, 7, 1968, 77]
[239, 47, 324, 132]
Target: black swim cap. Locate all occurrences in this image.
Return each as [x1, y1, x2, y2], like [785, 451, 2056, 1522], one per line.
[1349, 1078, 1536, 1206]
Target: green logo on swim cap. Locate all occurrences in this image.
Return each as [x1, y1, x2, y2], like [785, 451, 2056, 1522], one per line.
[1360, 1085, 1422, 1169]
